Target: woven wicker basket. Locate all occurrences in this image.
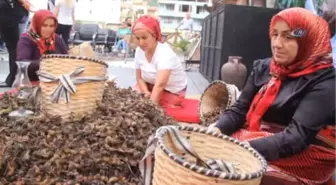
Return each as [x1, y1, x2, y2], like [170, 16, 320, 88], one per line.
[153, 125, 267, 185]
[39, 54, 108, 119]
[68, 42, 95, 57]
[199, 80, 239, 118]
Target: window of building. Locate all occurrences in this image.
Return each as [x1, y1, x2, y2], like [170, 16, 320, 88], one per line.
[196, 6, 206, 14]
[163, 17, 173, 23]
[165, 4, 175, 11]
[179, 4, 191, 12]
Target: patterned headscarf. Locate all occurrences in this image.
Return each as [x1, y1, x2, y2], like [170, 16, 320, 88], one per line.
[26, 10, 58, 55]
[247, 7, 333, 131]
[132, 15, 162, 42]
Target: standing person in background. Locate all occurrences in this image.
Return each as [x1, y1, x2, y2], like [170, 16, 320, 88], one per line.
[177, 13, 194, 32]
[48, 0, 55, 11]
[176, 13, 194, 39]
[126, 17, 133, 28]
[0, 0, 30, 87]
[114, 22, 131, 54]
[18, 15, 29, 36]
[54, 0, 75, 49]
[304, 0, 336, 66]
[322, 1, 336, 67]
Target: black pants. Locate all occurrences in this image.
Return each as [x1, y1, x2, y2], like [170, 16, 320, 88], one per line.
[56, 24, 72, 49]
[0, 20, 19, 86]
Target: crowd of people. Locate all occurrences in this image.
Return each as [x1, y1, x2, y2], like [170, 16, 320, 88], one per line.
[0, 1, 335, 184]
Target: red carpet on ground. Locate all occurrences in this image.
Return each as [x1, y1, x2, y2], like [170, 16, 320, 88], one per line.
[164, 98, 200, 123]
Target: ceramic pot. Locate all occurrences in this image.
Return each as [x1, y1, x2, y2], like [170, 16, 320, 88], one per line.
[236, 0, 248, 5]
[221, 56, 247, 90]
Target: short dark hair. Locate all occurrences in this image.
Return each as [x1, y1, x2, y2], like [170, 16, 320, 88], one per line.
[125, 17, 132, 27]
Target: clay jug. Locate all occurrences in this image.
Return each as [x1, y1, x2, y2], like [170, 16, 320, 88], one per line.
[221, 56, 247, 90]
[251, 0, 266, 7]
[236, 0, 248, 5]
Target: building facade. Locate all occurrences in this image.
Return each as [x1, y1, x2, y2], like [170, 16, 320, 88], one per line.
[120, 0, 159, 23]
[75, 0, 121, 24]
[158, 0, 211, 32]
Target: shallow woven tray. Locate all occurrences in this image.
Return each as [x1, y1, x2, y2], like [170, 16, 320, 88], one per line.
[153, 125, 267, 185]
[39, 54, 108, 119]
[199, 80, 238, 118]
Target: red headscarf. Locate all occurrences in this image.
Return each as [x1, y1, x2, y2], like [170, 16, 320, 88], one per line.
[247, 8, 333, 131]
[27, 10, 58, 55]
[132, 15, 162, 42]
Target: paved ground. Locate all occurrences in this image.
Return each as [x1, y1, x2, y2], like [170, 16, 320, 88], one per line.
[0, 53, 210, 97]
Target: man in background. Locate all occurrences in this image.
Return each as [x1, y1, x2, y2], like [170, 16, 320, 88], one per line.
[126, 17, 132, 28]
[177, 13, 194, 32]
[305, 0, 336, 66]
[320, 1, 335, 67]
[176, 13, 194, 40]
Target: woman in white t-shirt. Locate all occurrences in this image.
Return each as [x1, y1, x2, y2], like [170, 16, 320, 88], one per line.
[54, 0, 75, 49]
[132, 15, 188, 108]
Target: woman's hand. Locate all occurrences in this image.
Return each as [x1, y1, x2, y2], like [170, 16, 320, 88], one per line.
[208, 122, 221, 134]
[210, 127, 221, 134]
[144, 91, 151, 98]
[19, 0, 32, 11]
[242, 141, 250, 146]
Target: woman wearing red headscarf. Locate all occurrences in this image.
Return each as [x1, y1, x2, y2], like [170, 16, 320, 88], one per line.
[132, 15, 188, 108]
[211, 8, 335, 185]
[17, 9, 68, 81]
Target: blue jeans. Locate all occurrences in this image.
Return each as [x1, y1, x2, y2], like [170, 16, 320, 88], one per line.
[0, 39, 4, 49]
[304, 0, 317, 15]
[116, 39, 128, 51]
[18, 16, 29, 36]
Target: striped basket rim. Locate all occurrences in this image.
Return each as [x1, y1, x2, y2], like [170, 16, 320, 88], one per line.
[41, 54, 108, 68]
[156, 125, 268, 180]
[198, 80, 235, 118]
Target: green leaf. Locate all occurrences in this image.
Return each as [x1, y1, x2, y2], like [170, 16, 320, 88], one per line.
[174, 39, 190, 52]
